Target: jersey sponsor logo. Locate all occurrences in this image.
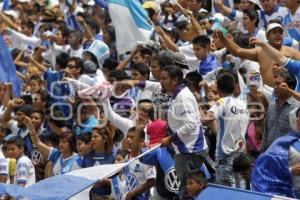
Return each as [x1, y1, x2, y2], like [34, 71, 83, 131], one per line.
[230, 106, 247, 115]
[164, 167, 180, 193]
[31, 149, 44, 165]
[126, 173, 138, 191]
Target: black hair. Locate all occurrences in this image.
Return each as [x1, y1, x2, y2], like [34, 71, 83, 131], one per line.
[137, 99, 155, 121]
[109, 70, 130, 81]
[151, 51, 174, 68]
[57, 26, 70, 45]
[68, 57, 84, 73]
[192, 35, 211, 48]
[139, 47, 153, 58]
[20, 95, 33, 105]
[162, 65, 184, 84]
[278, 68, 297, 89]
[132, 63, 150, 77]
[127, 127, 145, 140]
[184, 71, 203, 92]
[102, 58, 118, 71]
[165, 28, 180, 43]
[145, 8, 156, 21]
[243, 9, 259, 27]
[31, 108, 45, 120]
[116, 149, 128, 159]
[33, 89, 49, 103]
[103, 25, 116, 42]
[15, 104, 33, 116]
[68, 30, 83, 43]
[187, 170, 207, 184]
[174, 20, 189, 31]
[23, 21, 35, 34]
[216, 71, 236, 94]
[98, 11, 112, 25]
[56, 52, 69, 69]
[6, 136, 24, 148]
[85, 18, 100, 35]
[233, 153, 254, 172]
[48, 110, 67, 128]
[76, 132, 91, 144]
[59, 131, 77, 152]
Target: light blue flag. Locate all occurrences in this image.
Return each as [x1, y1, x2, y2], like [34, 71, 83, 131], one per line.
[108, 0, 152, 54]
[0, 35, 21, 97]
[197, 184, 296, 200]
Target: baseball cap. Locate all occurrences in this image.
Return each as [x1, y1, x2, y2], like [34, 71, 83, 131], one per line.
[266, 23, 284, 34]
[3, 10, 19, 20]
[142, 1, 159, 13]
[248, 0, 262, 9]
[147, 120, 167, 147]
[17, 0, 31, 3]
[83, 60, 97, 74]
[172, 52, 189, 69]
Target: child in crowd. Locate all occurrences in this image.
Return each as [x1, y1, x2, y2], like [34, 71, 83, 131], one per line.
[6, 136, 35, 187]
[186, 170, 207, 199]
[123, 127, 156, 200]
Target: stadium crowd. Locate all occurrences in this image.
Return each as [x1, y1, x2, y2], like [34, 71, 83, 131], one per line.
[0, 0, 300, 199]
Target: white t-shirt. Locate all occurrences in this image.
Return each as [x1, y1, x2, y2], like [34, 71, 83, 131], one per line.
[179, 44, 199, 72]
[209, 96, 249, 160]
[124, 156, 156, 199]
[14, 155, 35, 187]
[0, 151, 8, 179]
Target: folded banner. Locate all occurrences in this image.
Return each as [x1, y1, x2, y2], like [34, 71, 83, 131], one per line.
[0, 145, 161, 200]
[197, 184, 296, 200]
[108, 0, 152, 54]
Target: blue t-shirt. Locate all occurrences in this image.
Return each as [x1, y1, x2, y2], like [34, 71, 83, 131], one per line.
[49, 148, 82, 175]
[82, 150, 116, 195]
[76, 115, 99, 135]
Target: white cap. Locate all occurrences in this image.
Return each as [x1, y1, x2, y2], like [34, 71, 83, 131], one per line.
[3, 10, 19, 20]
[266, 23, 284, 34]
[87, 0, 95, 6]
[248, 0, 262, 9]
[17, 0, 31, 3]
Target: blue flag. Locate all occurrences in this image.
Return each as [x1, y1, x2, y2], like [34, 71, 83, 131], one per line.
[0, 35, 21, 97]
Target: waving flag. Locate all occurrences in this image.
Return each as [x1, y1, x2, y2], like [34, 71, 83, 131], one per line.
[0, 145, 161, 200]
[0, 36, 21, 97]
[108, 0, 152, 54]
[197, 184, 296, 200]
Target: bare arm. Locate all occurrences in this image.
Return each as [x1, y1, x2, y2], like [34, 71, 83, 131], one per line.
[214, 0, 234, 16]
[24, 117, 51, 158]
[0, 11, 19, 31]
[250, 37, 287, 65]
[155, 26, 179, 52]
[126, 178, 156, 200]
[215, 30, 259, 61]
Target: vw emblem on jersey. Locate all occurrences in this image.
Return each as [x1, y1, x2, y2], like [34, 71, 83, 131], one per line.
[31, 149, 44, 165]
[165, 167, 180, 193]
[126, 173, 138, 191]
[62, 165, 71, 173]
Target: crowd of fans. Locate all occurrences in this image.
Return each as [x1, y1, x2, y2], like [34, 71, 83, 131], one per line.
[1, 0, 300, 199]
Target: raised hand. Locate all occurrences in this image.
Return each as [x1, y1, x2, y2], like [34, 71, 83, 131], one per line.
[249, 37, 264, 47]
[8, 98, 25, 108]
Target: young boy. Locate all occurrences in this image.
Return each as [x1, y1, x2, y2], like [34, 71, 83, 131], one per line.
[6, 136, 35, 187]
[186, 170, 207, 199]
[201, 71, 249, 187]
[123, 127, 156, 200]
[192, 35, 220, 75]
